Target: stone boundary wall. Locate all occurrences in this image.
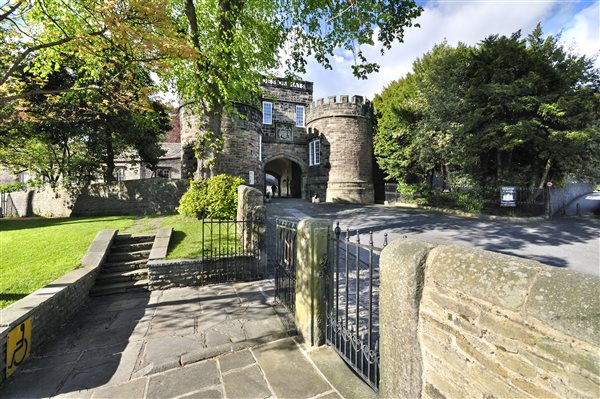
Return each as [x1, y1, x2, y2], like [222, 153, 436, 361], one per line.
[72, 179, 188, 216]
[0, 230, 116, 386]
[147, 257, 259, 290]
[380, 240, 600, 399]
[549, 182, 595, 216]
[10, 187, 74, 217]
[9, 179, 188, 217]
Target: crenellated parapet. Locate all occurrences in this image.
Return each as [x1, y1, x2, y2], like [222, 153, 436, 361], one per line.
[306, 95, 372, 124]
[305, 94, 375, 204]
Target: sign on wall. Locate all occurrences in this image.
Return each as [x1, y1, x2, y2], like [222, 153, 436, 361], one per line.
[249, 171, 255, 185]
[500, 186, 517, 207]
[6, 317, 32, 378]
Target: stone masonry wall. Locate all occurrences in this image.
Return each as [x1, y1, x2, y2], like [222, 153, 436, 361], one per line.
[0, 230, 115, 386]
[71, 179, 189, 216]
[215, 104, 264, 190]
[148, 257, 260, 290]
[549, 181, 595, 216]
[306, 95, 374, 204]
[10, 179, 188, 217]
[261, 79, 313, 144]
[380, 240, 600, 399]
[10, 186, 74, 217]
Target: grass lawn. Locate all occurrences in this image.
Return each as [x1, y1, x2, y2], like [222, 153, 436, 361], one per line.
[157, 215, 242, 260]
[0, 216, 137, 308]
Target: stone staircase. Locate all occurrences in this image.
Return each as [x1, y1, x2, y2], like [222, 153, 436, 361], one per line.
[90, 234, 154, 296]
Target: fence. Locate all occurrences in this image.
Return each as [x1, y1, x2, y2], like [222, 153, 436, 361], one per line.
[0, 192, 18, 218]
[196, 218, 263, 284]
[384, 183, 548, 216]
[323, 222, 388, 391]
[274, 218, 298, 313]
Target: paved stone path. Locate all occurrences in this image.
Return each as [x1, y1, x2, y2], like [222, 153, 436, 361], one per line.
[1, 281, 297, 398]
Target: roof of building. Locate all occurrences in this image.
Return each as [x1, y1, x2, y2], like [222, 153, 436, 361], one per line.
[165, 114, 181, 143]
[161, 143, 181, 159]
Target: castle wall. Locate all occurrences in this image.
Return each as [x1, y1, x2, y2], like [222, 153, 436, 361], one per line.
[179, 106, 201, 179]
[261, 79, 313, 144]
[215, 103, 264, 190]
[306, 95, 375, 204]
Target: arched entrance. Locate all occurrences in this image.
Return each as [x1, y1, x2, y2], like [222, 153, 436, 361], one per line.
[265, 157, 303, 198]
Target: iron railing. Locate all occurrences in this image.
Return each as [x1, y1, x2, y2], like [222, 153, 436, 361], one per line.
[0, 192, 18, 218]
[324, 222, 387, 391]
[274, 218, 298, 313]
[197, 218, 263, 283]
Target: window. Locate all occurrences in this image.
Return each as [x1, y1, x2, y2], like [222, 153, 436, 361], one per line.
[18, 172, 29, 183]
[309, 140, 320, 166]
[258, 133, 262, 161]
[156, 168, 171, 178]
[295, 105, 305, 127]
[113, 167, 126, 181]
[262, 101, 273, 125]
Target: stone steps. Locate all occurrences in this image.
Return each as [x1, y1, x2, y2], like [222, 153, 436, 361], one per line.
[106, 250, 151, 263]
[110, 241, 153, 253]
[91, 234, 154, 296]
[90, 279, 149, 296]
[102, 259, 149, 273]
[96, 268, 149, 284]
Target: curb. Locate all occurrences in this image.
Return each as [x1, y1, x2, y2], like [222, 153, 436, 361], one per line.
[387, 202, 547, 223]
[131, 329, 297, 379]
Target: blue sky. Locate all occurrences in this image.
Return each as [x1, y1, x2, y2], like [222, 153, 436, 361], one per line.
[303, 0, 600, 100]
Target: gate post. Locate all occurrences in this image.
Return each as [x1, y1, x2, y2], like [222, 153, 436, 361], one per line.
[295, 218, 330, 347]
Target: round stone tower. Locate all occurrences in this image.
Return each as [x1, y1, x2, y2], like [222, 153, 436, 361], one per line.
[306, 95, 374, 204]
[179, 103, 264, 190]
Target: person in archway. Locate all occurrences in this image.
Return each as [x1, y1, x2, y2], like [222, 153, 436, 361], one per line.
[271, 185, 277, 197]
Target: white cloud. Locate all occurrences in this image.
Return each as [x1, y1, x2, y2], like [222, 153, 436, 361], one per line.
[304, 0, 599, 101]
[560, 2, 600, 61]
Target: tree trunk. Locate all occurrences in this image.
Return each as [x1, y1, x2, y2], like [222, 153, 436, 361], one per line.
[104, 130, 116, 183]
[530, 158, 551, 203]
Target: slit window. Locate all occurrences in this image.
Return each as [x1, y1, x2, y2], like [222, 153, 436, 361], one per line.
[309, 140, 320, 166]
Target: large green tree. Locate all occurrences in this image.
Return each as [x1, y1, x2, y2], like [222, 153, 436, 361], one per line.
[0, 55, 171, 186]
[374, 26, 600, 193]
[162, 0, 423, 177]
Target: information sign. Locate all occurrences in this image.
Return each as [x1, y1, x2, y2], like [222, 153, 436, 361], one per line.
[500, 186, 517, 207]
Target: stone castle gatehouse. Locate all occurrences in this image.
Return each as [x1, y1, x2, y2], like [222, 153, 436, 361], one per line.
[180, 78, 377, 204]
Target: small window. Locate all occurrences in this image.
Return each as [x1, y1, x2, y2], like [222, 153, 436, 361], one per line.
[262, 101, 273, 125]
[18, 172, 29, 183]
[156, 168, 171, 178]
[309, 140, 320, 166]
[295, 105, 305, 127]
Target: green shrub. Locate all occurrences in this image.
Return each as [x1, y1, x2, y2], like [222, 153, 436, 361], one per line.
[177, 179, 208, 218]
[0, 181, 25, 193]
[177, 174, 244, 219]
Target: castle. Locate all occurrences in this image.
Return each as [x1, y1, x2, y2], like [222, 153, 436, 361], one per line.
[180, 78, 379, 204]
[1, 78, 381, 205]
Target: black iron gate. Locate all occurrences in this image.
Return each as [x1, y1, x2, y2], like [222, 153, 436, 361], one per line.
[274, 218, 298, 312]
[323, 222, 387, 391]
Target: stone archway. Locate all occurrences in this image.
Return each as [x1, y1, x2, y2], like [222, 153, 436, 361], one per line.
[264, 156, 307, 199]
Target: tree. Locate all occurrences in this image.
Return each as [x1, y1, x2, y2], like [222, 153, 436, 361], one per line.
[374, 42, 472, 189]
[162, 0, 423, 178]
[0, 54, 171, 186]
[374, 25, 600, 195]
[0, 0, 183, 102]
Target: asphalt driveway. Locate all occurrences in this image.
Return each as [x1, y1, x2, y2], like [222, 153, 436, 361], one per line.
[267, 198, 600, 276]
